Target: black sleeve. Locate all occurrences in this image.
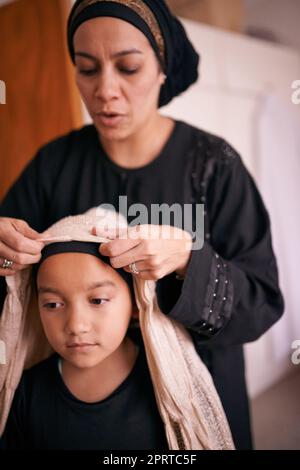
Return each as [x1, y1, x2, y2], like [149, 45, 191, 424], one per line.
[0, 149, 55, 232]
[0, 150, 47, 314]
[159, 139, 284, 346]
[0, 138, 66, 314]
[0, 381, 27, 449]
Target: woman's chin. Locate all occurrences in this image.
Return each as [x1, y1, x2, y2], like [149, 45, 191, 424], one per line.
[95, 123, 131, 142]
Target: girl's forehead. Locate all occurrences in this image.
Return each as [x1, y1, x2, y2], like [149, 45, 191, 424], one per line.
[37, 252, 125, 288]
[38, 252, 107, 271]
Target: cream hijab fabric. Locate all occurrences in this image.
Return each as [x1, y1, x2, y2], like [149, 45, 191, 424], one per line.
[0, 207, 234, 450]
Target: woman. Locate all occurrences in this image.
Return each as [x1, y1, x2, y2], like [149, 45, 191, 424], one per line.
[0, 0, 284, 449]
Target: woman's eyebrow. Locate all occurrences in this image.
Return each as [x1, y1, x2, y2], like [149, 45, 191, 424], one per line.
[74, 48, 143, 61]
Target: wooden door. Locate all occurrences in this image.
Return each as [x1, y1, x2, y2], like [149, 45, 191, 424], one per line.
[0, 0, 82, 199]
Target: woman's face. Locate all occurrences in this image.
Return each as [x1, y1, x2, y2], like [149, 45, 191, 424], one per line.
[73, 17, 165, 140]
[37, 252, 133, 370]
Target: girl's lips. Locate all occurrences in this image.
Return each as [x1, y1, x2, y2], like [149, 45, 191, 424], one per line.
[67, 343, 98, 352]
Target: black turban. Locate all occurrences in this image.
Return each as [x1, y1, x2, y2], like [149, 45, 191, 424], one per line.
[67, 0, 200, 107]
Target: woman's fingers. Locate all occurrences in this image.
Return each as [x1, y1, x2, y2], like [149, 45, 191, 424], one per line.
[99, 237, 141, 259]
[123, 266, 165, 281]
[0, 240, 42, 265]
[0, 218, 44, 255]
[94, 224, 192, 280]
[104, 237, 153, 268]
[96, 225, 157, 258]
[12, 219, 43, 241]
[0, 218, 45, 277]
[0, 257, 28, 276]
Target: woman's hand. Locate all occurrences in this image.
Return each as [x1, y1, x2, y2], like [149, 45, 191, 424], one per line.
[92, 224, 192, 280]
[0, 218, 45, 276]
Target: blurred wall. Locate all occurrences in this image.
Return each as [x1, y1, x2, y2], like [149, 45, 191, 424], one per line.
[0, 0, 15, 6]
[167, 0, 245, 33]
[245, 0, 300, 52]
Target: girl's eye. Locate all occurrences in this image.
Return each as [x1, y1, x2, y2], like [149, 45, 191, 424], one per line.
[43, 302, 63, 309]
[90, 298, 108, 306]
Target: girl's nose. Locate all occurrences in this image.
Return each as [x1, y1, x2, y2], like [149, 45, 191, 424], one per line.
[64, 306, 90, 336]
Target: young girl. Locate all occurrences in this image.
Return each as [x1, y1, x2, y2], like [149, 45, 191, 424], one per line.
[1, 239, 168, 449]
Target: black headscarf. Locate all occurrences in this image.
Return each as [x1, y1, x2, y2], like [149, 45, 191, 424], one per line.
[34, 241, 134, 299]
[67, 0, 200, 107]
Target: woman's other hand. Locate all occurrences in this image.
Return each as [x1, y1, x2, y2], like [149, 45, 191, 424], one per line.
[0, 218, 45, 276]
[92, 224, 192, 281]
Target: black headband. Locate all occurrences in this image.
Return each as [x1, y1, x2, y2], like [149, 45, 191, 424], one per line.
[67, 0, 200, 107]
[68, 1, 165, 69]
[34, 241, 134, 297]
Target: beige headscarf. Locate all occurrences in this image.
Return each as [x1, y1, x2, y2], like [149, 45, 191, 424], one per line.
[0, 207, 234, 450]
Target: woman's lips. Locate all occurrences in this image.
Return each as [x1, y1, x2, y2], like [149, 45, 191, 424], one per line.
[95, 113, 125, 127]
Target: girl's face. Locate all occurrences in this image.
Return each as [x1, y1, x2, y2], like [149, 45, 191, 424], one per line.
[37, 252, 133, 370]
[73, 17, 165, 141]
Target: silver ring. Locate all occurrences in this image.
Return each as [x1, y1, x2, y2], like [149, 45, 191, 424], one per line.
[129, 262, 139, 275]
[1, 259, 14, 270]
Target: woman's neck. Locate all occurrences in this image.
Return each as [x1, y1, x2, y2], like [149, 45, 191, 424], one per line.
[61, 337, 138, 403]
[99, 114, 175, 169]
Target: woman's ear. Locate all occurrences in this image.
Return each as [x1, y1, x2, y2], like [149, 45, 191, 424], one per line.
[159, 73, 167, 85]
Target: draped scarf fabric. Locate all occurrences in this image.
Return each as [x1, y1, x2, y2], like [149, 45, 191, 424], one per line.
[0, 207, 234, 450]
